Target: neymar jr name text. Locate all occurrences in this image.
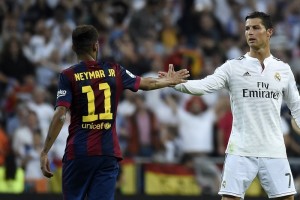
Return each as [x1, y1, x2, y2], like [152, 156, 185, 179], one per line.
[74, 69, 116, 81]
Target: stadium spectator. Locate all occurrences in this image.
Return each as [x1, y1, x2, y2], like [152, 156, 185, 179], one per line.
[166, 95, 216, 157]
[0, 36, 35, 97]
[22, 0, 54, 32]
[153, 124, 179, 163]
[164, 93, 220, 193]
[26, 86, 54, 140]
[128, 0, 164, 45]
[5, 103, 29, 138]
[35, 50, 63, 88]
[115, 32, 149, 76]
[126, 92, 161, 157]
[24, 130, 45, 193]
[12, 110, 40, 169]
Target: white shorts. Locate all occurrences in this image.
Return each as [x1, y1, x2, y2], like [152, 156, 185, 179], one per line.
[218, 154, 296, 199]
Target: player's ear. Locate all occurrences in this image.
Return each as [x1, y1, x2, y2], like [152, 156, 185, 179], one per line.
[267, 28, 273, 38]
[92, 42, 99, 52]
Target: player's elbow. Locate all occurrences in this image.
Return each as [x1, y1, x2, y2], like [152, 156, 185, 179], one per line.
[54, 106, 68, 123]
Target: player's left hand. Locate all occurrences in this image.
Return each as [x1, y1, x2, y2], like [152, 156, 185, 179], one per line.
[40, 151, 53, 178]
[158, 71, 167, 78]
[159, 64, 189, 86]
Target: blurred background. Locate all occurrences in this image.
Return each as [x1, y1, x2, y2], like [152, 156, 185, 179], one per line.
[0, 0, 300, 199]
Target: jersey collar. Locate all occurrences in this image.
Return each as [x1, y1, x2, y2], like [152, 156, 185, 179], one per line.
[244, 53, 273, 63]
[80, 60, 98, 67]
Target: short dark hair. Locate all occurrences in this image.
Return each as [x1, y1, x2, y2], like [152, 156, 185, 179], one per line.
[245, 11, 273, 30]
[72, 25, 99, 55]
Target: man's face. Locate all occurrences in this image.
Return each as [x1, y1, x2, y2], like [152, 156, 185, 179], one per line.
[245, 18, 272, 50]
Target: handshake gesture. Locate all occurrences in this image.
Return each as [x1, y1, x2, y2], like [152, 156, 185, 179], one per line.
[159, 64, 189, 87]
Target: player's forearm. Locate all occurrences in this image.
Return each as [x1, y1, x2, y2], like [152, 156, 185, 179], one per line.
[174, 81, 204, 95]
[139, 77, 174, 90]
[41, 107, 67, 154]
[141, 67, 189, 90]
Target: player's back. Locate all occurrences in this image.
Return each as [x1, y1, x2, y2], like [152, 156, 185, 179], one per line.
[56, 60, 140, 161]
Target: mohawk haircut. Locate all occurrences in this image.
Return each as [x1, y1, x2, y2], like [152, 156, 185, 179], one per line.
[72, 25, 99, 55]
[245, 11, 273, 30]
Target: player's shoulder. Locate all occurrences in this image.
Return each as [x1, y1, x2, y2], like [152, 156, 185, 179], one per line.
[100, 60, 121, 69]
[226, 55, 246, 64]
[271, 56, 282, 62]
[61, 64, 77, 75]
[269, 56, 291, 70]
[270, 56, 287, 64]
[232, 55, 246, 61]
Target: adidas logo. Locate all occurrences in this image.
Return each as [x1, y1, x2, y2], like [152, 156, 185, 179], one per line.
[243, 72, 251, 76]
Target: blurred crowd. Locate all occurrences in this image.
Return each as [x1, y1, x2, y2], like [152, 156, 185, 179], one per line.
[0, 0, 300, 194]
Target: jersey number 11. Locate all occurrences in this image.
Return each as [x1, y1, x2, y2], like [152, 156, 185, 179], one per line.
[82, 83, 113, 122]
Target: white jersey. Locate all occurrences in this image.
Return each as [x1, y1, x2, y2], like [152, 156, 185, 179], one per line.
[175, 53, 300, 158]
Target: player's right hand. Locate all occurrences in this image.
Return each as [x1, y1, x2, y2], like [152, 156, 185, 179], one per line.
[40, 151, 53, 178]
[291, 118, 300, 135]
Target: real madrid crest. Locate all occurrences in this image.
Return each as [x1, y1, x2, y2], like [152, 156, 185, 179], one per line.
[222, 180, 226, 188]
[274, 72, 281, 81]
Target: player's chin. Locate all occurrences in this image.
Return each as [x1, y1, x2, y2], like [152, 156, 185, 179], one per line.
[247, 42, 255, 46]
[248, 43, 260, 50]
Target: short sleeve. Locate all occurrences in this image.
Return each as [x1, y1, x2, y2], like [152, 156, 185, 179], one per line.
[119, 66, 141, 92]
[55, 72, 72, 109]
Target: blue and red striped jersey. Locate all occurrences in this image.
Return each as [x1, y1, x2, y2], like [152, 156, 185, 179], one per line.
[55, 60, 141, 161]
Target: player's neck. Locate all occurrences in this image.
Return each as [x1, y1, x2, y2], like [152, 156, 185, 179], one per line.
[77, 53, 96, 62]
[248, 48, 271, 63]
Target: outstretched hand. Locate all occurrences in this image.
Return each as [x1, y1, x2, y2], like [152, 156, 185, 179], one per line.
[158, 64, 189, 86]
